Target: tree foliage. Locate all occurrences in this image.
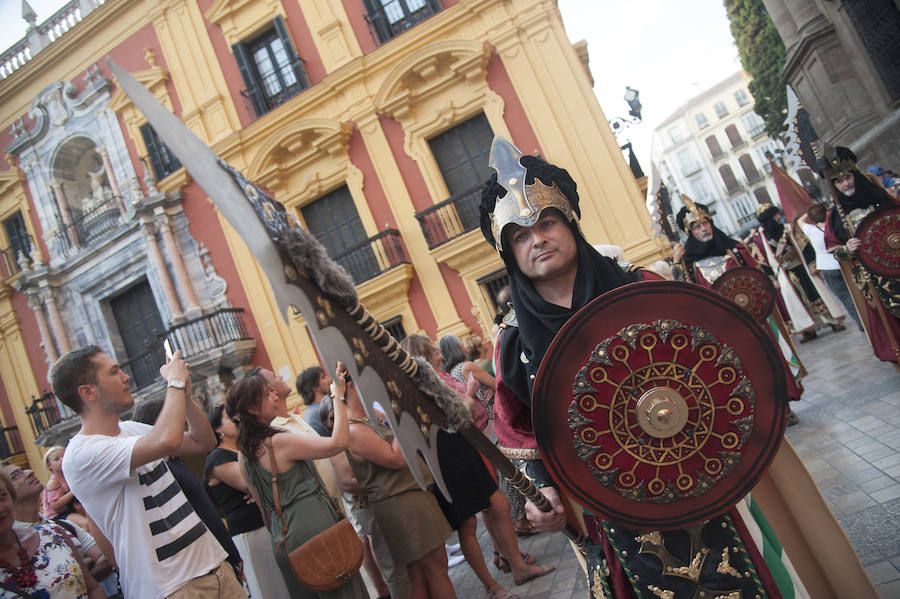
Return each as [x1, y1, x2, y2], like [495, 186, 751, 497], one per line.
[724, 0, 788, 139]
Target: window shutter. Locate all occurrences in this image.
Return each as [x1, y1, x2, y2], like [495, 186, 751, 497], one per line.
[363, 0, 392, 44]
[232, 41, 266, 116]
[272, 16, 306, 87]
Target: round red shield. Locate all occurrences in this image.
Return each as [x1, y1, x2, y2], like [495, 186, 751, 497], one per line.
[856, 206, 900, 277]
[711, 266, 776, 322]
[532, 281, 787, 531]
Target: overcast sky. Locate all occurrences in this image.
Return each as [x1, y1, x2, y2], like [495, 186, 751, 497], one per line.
[1, 0, 743, 167]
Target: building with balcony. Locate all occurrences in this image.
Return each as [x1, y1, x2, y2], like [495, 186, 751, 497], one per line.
[0, 0, 662, 474]
[650, 71, 807, 236]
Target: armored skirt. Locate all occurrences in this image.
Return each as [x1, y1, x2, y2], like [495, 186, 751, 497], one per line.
[244, 457, 368, 599]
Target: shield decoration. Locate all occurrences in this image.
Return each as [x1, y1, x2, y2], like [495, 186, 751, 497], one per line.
[855, 205, 900, 277]
[711, 266, 776, 322]
[532, 281, 787, 531]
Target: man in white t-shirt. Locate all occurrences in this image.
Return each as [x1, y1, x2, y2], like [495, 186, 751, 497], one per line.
[52, 345, 246, 599]
[798, 204, 863, 330]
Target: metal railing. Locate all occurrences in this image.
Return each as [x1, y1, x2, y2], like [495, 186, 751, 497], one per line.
[0, 235, 33, 279]
[0, 426, 24, 460]
[748, 124, 766, 138]
[240, 57, 309, 117]
[26, 391, 75, 438]
[364, 1, 440, 45]
[1, 0, 107, 79]
[333, 229, 409, 284]
[415, 184, 482, 249]
[120, 307, 254, 390]
[46, 196, 122, 258]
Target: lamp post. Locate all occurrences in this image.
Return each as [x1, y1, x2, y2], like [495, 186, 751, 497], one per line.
[609, 87, 644, 178]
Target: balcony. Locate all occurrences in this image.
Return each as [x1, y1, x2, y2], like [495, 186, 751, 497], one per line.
[365, 0, 441, 46]
[240, 57, 310, 118]
[46, 196, 123, 259]
[415, 184, 482, 249]
[120, 307, 256, 390]
[0, 235, 32, 280]
[26, 391, 75, 441]
[748, 124, 766, 138]
[333, 229, 410, 285]
[0, 425, 25, 460]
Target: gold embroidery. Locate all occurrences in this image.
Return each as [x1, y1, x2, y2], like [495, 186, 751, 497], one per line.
[716, 548, 740, 577]
[635, 531, 662, 546]
[667, 548, 707, 581]
[647, 585, 674, 599]
[590, 564, 606, 599]
[712, 593, 741, 599]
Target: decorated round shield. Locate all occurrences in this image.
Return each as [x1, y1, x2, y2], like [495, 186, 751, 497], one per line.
[711, 266, 776, 322]
[532, 281, 787, 531]
[856, 205, 900, 277]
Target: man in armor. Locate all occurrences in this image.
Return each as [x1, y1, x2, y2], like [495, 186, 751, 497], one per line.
[820, 146, 900, 364]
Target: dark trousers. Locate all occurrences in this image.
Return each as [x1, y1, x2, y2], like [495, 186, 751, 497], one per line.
[823, 269, 863, 330]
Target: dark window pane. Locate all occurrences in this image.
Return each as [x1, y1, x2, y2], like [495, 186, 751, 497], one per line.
[140, 124, 181, 180]
[429, 113, 494, 196]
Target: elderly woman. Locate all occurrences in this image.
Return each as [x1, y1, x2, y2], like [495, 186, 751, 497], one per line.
[403, 335, 553, 599]
[227, 368, 368, 598]
[0, 470, 105, 598]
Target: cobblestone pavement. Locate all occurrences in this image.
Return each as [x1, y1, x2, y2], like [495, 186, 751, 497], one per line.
[442, 326, 900, 598]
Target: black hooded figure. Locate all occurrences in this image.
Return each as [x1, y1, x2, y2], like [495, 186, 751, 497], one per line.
[478, 155, 636, 405]
[755, 204, 823, 310]
[674, 202, 739, 264]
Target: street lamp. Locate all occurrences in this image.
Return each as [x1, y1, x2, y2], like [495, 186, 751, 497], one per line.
[609, 87, 644, 179]
[624, 86, 642, 121]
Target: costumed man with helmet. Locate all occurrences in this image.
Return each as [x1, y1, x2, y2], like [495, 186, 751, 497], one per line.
[819, 146, 900, 364]
[480, 137, 874, 598]
[753, 203, 846, 343]
[672, 201, 804, 426]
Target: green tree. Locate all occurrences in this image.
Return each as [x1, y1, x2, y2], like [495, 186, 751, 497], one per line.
[724, 0, 788, 139]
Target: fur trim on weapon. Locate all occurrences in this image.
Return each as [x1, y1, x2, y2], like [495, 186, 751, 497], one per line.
[282, 224, 359, 309]
[410, 357, 473, 431]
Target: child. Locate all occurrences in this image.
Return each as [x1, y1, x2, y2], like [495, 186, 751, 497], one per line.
[42, 446, 90, 529]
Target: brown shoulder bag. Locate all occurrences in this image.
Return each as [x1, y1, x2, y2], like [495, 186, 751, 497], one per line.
[266, 441, 363, 592]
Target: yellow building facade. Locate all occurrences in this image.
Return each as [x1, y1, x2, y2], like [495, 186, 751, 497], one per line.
[0, 0, 662, 474]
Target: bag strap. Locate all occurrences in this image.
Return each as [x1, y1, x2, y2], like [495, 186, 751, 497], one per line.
[302, 459, 343, 516]
[265, 440, 291, 552]
[0, 580, 38, 598]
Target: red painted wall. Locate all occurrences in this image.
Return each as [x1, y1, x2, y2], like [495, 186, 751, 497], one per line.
[347, 127, 395, 229]
[485, 48, 543, 157]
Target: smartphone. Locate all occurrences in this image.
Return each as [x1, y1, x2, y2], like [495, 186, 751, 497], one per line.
[164, 339, 174, 360]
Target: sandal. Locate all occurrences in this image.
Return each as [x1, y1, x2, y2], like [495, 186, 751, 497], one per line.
[786, 409, 799, 427]
[492, 551, 511, 573]
[520, 552, 537, 566]
[512, 563, 555, 586]
[486, 585, 520, 599]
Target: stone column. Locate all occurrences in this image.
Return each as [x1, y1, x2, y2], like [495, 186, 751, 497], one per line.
[158, 219, 199, 311]
[97, 145, 125, 215]
[41, 289, 71, 355]
[27, 293, 58, 365]
[143, 222, 183, 316]
[50, 180, 79, 248]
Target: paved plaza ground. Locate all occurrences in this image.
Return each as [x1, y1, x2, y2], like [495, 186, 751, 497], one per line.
[441, 325, 900, 598]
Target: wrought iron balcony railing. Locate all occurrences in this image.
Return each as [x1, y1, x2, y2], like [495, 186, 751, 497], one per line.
[415, 184, 482, 249]
[120, 307, 254, 390]
[46, 196, 123, 259]
[333, 229, 409, 285]
[240, 57, 309, 118]
[0, 425, 24, 460]
[748, 124, 766, 138]
[26, 391, 76, 439]
[365, 1, 441, 45]
[0, 234, 33, 279]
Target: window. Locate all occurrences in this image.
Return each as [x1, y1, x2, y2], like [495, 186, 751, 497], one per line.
[719, 165, 740, 193]
[677, 148, 699, 176]
[233, 16, 309, 117]
[714, 101, 728, 118]
[364, 0, 441, 44]
[689, 176, 714, 202]
[741, 112, 765, 138]
[668, 125, 685, 144]
[724, 124, 744, 148]
[2, 211, 30, 277]
[140, 124, 181, 181]
[753, 187, 772, 205]
[478, 269, 510, 315]
[301, 186, 374, 284]
[694, 113, 709, 129]
[380, 316, 406, 342]
[738, 154, 762, 183]
[705, 135, 724, 159]
[734, 89, 751, 106]
[429, 113, 494, 197]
